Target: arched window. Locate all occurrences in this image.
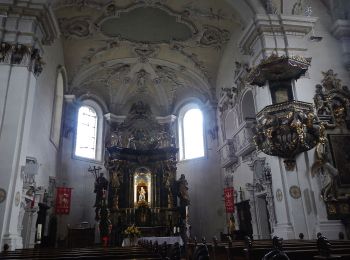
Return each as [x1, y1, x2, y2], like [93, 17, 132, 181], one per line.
[75, 105, 98, 160]
[178, 104, 205, 160]
[50, 70, 64, 148]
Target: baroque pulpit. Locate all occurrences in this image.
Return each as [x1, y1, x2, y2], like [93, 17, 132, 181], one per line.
[104, 101, 181, 244]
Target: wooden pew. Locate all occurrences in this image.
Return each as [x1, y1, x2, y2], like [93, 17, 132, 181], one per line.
[223, 235, 350, 260]
[0, 246, 162, 260]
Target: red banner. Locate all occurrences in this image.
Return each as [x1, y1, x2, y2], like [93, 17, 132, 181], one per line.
[224, 187, 235, 213]
[55, 187, 72, 215]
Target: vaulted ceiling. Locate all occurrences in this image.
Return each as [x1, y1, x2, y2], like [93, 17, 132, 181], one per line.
[53, 0, 242, 115]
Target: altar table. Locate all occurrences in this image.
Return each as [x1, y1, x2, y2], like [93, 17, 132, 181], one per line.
[122, 236, 183, 247]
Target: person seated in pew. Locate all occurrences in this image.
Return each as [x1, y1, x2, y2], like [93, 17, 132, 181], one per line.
[2, 244, 9, 253]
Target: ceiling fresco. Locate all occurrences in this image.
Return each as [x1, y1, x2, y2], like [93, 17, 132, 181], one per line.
[53, 0, 241, 114]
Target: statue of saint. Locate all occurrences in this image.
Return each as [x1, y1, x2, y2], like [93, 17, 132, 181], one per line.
[177, 174, 190, 206]
[94, 172, 108, 208]
[111, 169, 123, 190]
[138, 187, 146, 201]
[110, 168, 123, 209]
[228, 216, 236, 235]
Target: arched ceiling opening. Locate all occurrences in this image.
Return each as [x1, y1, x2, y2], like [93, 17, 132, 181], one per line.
[53, 0, 256, 115]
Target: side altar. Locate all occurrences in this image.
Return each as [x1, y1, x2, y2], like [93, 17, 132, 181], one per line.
[103, 102, 188, 245]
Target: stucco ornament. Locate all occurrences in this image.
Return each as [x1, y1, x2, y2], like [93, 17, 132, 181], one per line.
[199, 25, 230, 49]
[289, 186, 301, 199]
[59, 17, 91, 39]
[54, 0, 238, 113]
[276, 189, 283, 202]
[15, 191, 21, 206]
[0, 188, 6, 203]
[0, 42, 44, 76]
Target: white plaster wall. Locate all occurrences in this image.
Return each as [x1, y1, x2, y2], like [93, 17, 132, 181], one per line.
[27, 39, 65, 189]
[216, 28, 247, 94]
[295, 0, 350, 105]
[177, 134, 226, 240]
[232, 161, 254, 200]
[57, 122, 106, 240]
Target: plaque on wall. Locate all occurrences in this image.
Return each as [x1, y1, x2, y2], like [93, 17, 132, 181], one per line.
[15, 191, 21, 206]
[0, 188, 6, 203]
[276, 189, 283, 202]
[289, 186, 301, 199]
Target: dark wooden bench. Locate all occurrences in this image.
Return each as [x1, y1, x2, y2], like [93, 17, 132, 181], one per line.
[0, 246, 162, 260]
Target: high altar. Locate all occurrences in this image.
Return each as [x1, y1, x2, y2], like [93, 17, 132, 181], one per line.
[104, 102, 186, 245]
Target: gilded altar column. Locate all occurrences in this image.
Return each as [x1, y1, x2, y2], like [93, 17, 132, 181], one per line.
[0, 2, 58, 250]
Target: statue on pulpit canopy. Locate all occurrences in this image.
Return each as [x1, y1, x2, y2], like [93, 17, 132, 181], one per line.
[94, 172, 108, 208]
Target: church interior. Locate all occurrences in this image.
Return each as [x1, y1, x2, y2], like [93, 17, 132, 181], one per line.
[1, 0, 350, 259]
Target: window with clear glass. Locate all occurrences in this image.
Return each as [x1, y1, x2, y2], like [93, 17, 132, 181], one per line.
[179, 108, 205, 160]
[75, 106, 98, 159]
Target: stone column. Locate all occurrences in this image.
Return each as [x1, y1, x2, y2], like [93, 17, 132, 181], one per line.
[0, 2, 58, 250]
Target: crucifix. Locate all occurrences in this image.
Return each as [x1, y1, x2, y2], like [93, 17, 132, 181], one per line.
[88, 165, 102, 180]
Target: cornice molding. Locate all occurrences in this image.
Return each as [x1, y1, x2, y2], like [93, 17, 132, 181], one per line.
[0, 2, 59, 45]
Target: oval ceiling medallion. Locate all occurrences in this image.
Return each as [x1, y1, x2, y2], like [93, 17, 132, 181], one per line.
[100, 7, 195, 43]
